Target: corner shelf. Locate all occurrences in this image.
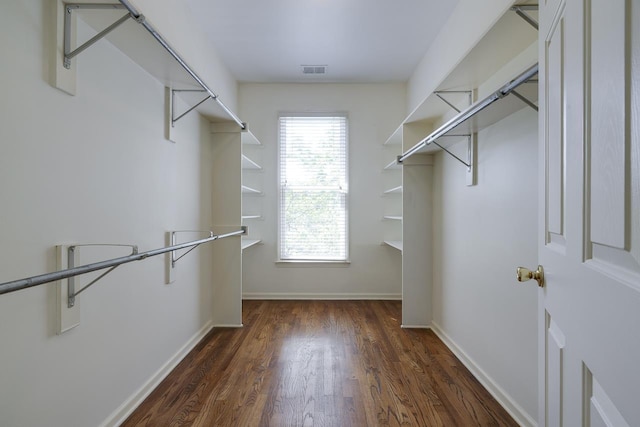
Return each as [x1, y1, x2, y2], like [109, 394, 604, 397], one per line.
[383, 241, 403, 251]
[241, 185, 262, 195]
[383, 186, 403, 195]
[242, 154, 262, 170]
[384, 159, 401, 170]
[383, 126, 403, 146]
[383, 216, 402, 221]
[241, 238, 261, 250]
[242, 130, 264, 251]
[242, 215, 261, 220]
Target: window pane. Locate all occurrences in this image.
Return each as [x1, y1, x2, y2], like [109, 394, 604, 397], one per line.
[279, 115, 348, 261]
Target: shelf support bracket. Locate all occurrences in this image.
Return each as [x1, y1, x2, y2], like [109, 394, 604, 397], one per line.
[170, 230, 215, 268]
[433, 90, 473, 114]
[167, 228, 247, 283]
[511, 5, 539, 30]
[431, 135, 472, 170]
[67, 244, 138, 307]
[63, 4, 142, 69]
[170, 89, 214, 127]
[511, 88, 539, 111]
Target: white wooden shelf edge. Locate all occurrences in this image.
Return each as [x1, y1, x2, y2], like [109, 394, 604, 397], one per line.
[242, 131, 261, 145]
[383, 186, 403, 194]
[242, 185, 262, 194]
[242, 238, 261, 250]
[242, 155, 262, 170]
[383, 240, 403, 251]
[383, 125, 403, 146]
[384, 159, 401, 170]
[383, 216, 402, 221]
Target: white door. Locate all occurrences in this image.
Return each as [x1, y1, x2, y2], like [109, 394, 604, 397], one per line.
[537, 0, 640, 425]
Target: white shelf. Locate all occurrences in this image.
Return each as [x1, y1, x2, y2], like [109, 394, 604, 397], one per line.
[402, 64, 538, 158]
[383, 240, 403, 251]
[386, 5, 539, 161]
[241, 238, 261, 250]
[383, 125, 402, 145]
[242, 154, 262, 170]
[384, 159, 401, 170]
[242, 215, 261, 220]
[74, 5, 242, 123]
[242, 131, 261, 145]
[405, 9, 538, 126]
[384, 216, 402, 221]
[383, 186, 403, 194]
[241, 185, 262, 194]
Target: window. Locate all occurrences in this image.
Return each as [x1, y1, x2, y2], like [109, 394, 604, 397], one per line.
[278, 114, 349, 261]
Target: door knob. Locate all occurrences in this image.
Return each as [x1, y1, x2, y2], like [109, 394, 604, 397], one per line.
[516, 265, 545, 287]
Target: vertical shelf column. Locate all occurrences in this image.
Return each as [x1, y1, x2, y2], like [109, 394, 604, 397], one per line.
[401, 122, 434, 328]
[210, 123, 243, 327]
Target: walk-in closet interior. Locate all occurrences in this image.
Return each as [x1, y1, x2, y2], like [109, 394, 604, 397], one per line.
[2, 0, 611, 425]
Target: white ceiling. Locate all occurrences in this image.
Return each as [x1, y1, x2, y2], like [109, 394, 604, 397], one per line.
[184, 0, 460, 83]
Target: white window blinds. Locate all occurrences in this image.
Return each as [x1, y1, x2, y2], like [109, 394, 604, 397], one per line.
[278, 114, 348, 261]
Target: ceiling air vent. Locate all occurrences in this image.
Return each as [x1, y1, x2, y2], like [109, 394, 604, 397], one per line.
[301, 65, 328, 75]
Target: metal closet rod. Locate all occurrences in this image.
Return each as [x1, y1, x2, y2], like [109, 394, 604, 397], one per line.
[0, 229, 246, 297]
[398, 63, 539, 163]
[117, 0, 246, 130]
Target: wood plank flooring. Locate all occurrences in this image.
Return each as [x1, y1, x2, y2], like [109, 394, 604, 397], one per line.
[123, 300, 517, 426]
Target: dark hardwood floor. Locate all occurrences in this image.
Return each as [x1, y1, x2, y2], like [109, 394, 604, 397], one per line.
[123, 300, 517, 426]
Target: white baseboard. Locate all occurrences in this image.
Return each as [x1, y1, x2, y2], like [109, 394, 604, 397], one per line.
[100, 321, 215, 427]
[213, 323, 243, 328]
[401, 324, 431, 329]
[242, 292, 402, 300]
[430, 322, 537, 427]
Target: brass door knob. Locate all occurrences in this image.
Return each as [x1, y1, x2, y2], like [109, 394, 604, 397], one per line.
[516, 265, 545, 287]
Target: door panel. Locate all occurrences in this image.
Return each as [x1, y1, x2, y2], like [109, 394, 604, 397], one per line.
[589, 0, 627, 249]
[587, 0, 640, 289]
[585, 370, 631, 427]
[545, 6, 565, 243]
[539, 0, 640, 425]
[545, 314, 565, 427]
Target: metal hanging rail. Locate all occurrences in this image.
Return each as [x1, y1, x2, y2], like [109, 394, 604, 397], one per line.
[0, 228, 246, 297]
[117, 0, 246, 129]
[63, 2, 245, 129]
[397, 63, 539, 164]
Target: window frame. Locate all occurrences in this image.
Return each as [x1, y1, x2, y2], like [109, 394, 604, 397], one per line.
[276, 112, 350, 264]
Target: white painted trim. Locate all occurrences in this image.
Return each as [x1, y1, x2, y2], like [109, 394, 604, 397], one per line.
[213, 323, 244, 328]
[100, 321, 215, 427]
[242, 292, 402, 300]
[431, 322, 537, 427]
[401, 324, 431, 329]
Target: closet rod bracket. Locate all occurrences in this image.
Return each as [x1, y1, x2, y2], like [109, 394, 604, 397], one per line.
[67, 244, 138, 308]
[63, 4, 135, 70]
[170, 89, 214, 127]
[511, 4, 539, 30]
[511, 89, 539, 111]
[170, 230, 213, 268]
[170, 227, 247, 268]
[433, 90, 473, 114]
[431, 135, 472, 170]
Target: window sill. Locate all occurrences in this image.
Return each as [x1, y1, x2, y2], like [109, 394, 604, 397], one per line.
[275, 260, 351, 268]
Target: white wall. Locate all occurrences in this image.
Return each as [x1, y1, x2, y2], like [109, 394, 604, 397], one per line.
[239, 83, 405, 299]
[0, 2, 229, 426]
[431, 108, 539, 424]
